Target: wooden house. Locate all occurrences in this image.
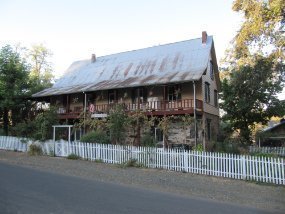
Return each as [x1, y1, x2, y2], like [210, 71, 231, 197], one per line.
[33, 31, 220, 148]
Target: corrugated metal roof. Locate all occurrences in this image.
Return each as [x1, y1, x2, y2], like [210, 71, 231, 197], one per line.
[33, 36, 214, 97]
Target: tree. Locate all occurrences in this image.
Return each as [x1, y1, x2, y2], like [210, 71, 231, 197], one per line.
[229, 0, 284, 65]
[0, 45, 30, 135]
[220, 0, 285, 142]
[13, 107, 58, 140]
[107, 104, 130, 144]
[220, 56, 285, 141]
[28, 44, 54, 93]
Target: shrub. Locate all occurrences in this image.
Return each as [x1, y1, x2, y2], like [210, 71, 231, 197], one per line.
[213, 140, 241, 154]
[80, 130, 110, 144]
[67, 153, 81, 160]
[141, 132, 157, 147]
[193, 144, 204, 152]
[28, 144, 43, 156]
[120, 158, 143, 168]
[12, 107, 58, 141]
[107, 104, 130, 144]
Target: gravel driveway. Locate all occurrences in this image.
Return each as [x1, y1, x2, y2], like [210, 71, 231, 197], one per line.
[0, 150, 284, 213]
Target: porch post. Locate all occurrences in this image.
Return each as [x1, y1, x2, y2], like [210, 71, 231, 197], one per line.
[193, 81, 197, 147]
[83, 92, 87, 134]
[66, 94, 69, 113]
[163, 85, 166, 110]
[53, 126, 56, 157]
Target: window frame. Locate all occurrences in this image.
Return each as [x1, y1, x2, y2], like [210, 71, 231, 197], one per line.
[168, 84, 181, 102]
[204, 82, 210, 103]
[210, 60, 214, 80]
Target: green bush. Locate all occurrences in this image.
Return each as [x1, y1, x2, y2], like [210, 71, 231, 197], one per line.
[80, 130, 110, 144]
[120, 158, 143, 168]
[250, 152, 280, 158]
[213, 141, 241, 154]
[193, 144, 204, 152]
[141, 132, 157, 147]
[12, 107, 58, 141]
[28, 144, 43, 156]
[67, 153, 81, 160]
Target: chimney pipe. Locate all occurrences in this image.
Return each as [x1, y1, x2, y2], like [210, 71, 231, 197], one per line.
[91, 54, 96, 63]
[202, 31, 207, 44]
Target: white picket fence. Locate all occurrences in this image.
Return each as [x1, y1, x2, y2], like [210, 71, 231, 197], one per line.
[0, 136, 284, 185]
[42, 141, 285, 185]
[249, 146, 285, 157]
[0, 136, 28, 152]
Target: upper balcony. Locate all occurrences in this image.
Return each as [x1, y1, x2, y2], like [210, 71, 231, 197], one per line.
[57, 98, 203, 120]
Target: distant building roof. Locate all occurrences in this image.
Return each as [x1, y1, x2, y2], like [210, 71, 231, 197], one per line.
[33, 35, 216, 97]
[263, 120, 285, 132]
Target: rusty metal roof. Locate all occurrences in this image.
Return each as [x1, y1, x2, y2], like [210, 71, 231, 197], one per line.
[33, 36, 214, 97]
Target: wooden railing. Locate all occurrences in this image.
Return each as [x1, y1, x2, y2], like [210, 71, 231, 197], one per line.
[57, 99, 203, 118]
[94, 99, 203, 113]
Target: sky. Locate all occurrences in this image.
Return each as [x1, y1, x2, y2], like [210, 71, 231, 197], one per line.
[0, 0, 284, 98]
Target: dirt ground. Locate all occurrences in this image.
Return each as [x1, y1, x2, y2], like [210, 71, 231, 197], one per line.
[0, 150, 284, 213]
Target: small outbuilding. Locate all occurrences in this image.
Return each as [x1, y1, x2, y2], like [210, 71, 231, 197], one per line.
[259, 119, 285, 147]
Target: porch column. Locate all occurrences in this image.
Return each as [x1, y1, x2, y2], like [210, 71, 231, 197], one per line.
[163, 85, 166, 110]
[83, 92, 87, 134]
[193, 81, 197, 147]
[53, 126, 56, 157]
[66, 94, 70, 113]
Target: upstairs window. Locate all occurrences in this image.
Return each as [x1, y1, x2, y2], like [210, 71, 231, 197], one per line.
[132, 87, 147, 104]
[108, 90, 117, 104]
[168, 84, 181, 101]
[205, 82, 210, 103]
[210, 60, 214, 80]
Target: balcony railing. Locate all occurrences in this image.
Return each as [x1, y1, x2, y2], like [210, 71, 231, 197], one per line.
[57, 99, 203, 119]
[94, 99, 202, 112]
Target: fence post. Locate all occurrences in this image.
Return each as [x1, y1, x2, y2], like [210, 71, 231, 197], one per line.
[183, 151, 189, 172]
[242, 156, 246, 180]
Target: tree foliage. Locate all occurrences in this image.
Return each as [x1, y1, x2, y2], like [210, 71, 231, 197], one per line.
[230, 0, 284, 64]
[28, 44, 54, 93]
[13, 107, 58, 140]
[107, 104, 131, 144]
[0, 45, 30, 135]
[220, 0, 285, 142]
[0, 44, 55, 135]
[221, 56, 285, 141]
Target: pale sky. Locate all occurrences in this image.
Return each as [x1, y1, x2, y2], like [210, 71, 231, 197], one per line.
[0, 0, 284, 98]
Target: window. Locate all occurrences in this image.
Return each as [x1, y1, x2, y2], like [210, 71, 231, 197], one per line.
[214, 90, 218, 107]
[132, 87, 145, 104]
[154, 128, 163, 142]
[206, 119, 211, 141]
[168, 85, 181, 101]
[205, 82, 210, 103]
[210, 60, 214, 80]
[108, 90, 116, 104]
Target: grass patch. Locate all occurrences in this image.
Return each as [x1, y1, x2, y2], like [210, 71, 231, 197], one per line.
[119, 158, 144, 168]
[67, 153, 81, 160]
[95, 159, 104, 163]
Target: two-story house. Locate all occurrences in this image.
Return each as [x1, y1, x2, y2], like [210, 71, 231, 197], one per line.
[33, 31, 220, 149]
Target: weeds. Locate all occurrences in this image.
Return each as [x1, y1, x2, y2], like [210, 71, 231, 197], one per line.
[28, 144, 43, 156]
[67, 153, 81, 160]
